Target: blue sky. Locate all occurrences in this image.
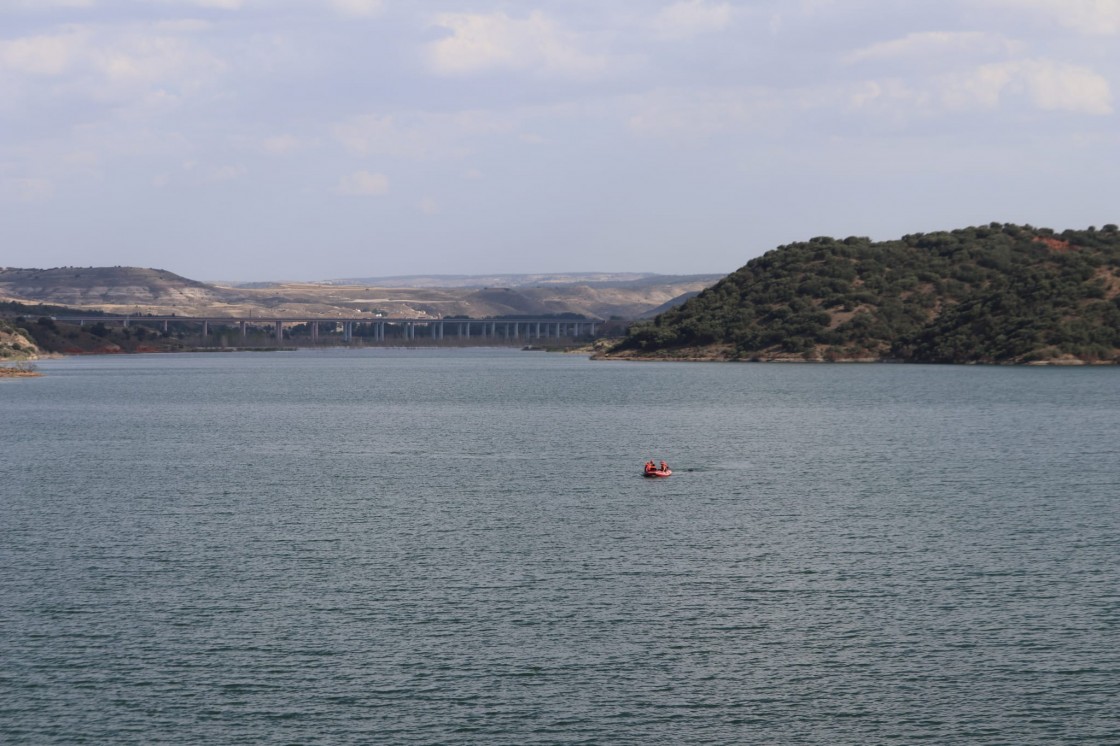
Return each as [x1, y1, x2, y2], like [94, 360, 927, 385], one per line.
[1, 0, 1117, 281]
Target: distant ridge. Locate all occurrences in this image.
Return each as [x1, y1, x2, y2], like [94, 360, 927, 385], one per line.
[316, 273, 722, 289]
[0, 267, 719, 321]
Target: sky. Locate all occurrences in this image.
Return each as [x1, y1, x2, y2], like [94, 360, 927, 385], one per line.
[1, 0, 1118, 281]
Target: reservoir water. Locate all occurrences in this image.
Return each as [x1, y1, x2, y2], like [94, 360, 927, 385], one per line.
[2, 349, 1118, 744]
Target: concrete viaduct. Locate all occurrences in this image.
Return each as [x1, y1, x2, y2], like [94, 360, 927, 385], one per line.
[50, 315, 601, 345]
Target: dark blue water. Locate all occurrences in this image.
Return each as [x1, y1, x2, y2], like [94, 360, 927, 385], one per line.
[2, 350, 1118, 744]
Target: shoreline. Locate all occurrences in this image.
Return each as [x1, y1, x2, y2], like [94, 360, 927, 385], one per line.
[591, 351, 1119, 366]
[0, 365, 42, 378]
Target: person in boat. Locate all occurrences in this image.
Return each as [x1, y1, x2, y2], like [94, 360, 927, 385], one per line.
[660, 461, 668, 472]
[645, 460, 655, 473]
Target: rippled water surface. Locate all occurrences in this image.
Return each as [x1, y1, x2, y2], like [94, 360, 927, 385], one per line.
[2, 350, 1118, 744]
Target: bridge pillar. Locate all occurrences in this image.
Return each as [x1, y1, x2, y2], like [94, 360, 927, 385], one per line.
[311, 321, 318, 344]
[240, 321, 247, 340]
[163, 320, 168, 332]
[276, 320, 283, 343]
[202, 320, 208, 338]
[343, 321, 352, 342]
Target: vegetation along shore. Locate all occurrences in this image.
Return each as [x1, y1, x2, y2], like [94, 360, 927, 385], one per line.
[600, 223, 1120, 365]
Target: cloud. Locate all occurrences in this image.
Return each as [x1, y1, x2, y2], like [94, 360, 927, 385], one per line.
[335, 170, 389, 196]
[0, 23, 226, 97]
[0, 30, 84, 76]
[988, 0, 1120, 35]
[767, 0, 838, 36]
[941, 58, 1112, 114]
[426, 11, 609, 77]
[328, 0, 384, 17]
[650, 1, 733, 40]
[845, 31, 1021, 65]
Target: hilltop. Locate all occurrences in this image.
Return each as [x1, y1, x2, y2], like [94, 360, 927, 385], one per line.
[603, 224, 1120, 364]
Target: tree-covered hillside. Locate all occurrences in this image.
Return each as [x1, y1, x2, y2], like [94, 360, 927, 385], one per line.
[609, 224, 1120, 363]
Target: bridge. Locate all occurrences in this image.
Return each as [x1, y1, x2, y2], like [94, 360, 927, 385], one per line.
[49, 315, 601, 345]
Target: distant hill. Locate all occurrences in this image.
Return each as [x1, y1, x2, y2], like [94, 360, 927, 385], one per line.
[320, 273, 721, 289]
[0, 267, 718, 321]
[639, 291, 704, 319]
[0, 266, 240, 313]
[604, 224, 1120, 364]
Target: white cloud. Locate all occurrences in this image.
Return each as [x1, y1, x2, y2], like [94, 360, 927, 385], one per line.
[0, 30, 84, 76]
[336, 170, 389, 196]
[846, 32, 1021, 64]
[941, 59, 1112, 114]
[0, 23, 226, 100]
[988, 0, 1120, 35]
[328, 0, 384, 18]
[426, 11, 609, 77]
[650, 1, 733, 40]
[767, 0, 838, 36]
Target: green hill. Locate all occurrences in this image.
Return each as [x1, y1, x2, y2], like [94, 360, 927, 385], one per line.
[606, 223, 1120, 364]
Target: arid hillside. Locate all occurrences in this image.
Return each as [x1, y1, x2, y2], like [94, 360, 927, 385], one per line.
[0, 267, 718, 320]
